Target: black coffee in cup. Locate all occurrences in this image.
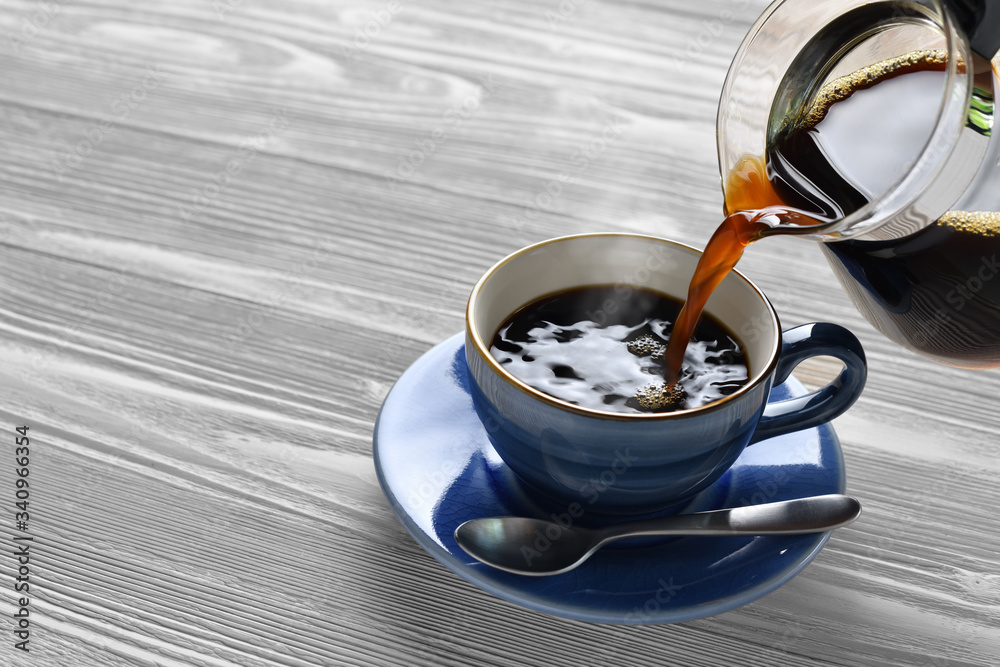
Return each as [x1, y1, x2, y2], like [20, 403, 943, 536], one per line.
[489, 285, 750, 414]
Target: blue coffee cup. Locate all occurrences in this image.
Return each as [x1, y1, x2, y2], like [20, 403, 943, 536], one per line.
[465, 233, 866, 516]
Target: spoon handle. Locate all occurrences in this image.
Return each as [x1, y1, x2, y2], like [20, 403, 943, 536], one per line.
[597, 494, 861, 543]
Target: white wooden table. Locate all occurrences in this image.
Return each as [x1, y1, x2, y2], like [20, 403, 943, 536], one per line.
[1, 0, 998, 665]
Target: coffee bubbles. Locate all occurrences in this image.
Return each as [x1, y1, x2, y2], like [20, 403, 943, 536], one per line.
[489, 286, 749, 414]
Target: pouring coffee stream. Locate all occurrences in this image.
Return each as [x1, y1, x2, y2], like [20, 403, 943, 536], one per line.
[662, 161, 788, 385]
[664, 49, 956, 382]
[663, 0, 1000, 384]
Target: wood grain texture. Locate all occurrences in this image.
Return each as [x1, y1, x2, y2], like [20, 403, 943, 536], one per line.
[0, 0, 997, 665]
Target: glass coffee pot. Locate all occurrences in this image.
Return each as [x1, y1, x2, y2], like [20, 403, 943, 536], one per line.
[717, 0, 1000, 368]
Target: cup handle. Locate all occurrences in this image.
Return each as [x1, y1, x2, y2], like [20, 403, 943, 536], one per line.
[748, 323, 867, 445]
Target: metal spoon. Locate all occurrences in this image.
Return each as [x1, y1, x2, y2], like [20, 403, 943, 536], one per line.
[455, 494, 861, 576]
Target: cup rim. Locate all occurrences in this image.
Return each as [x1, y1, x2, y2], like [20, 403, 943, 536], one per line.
[465, 233, 782, 421]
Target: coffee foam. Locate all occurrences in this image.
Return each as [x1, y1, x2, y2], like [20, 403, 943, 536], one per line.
[634, 382, 686, 410]
[938, 211, 1000, 236]
[800, 49, 949, 130]
[626, 334, 665, 359]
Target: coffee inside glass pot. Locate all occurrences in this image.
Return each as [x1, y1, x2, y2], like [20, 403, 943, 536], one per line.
[716, 0, 1000, 367]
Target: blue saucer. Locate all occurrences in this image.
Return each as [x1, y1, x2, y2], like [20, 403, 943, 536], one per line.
[373, 333, 847, 624]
